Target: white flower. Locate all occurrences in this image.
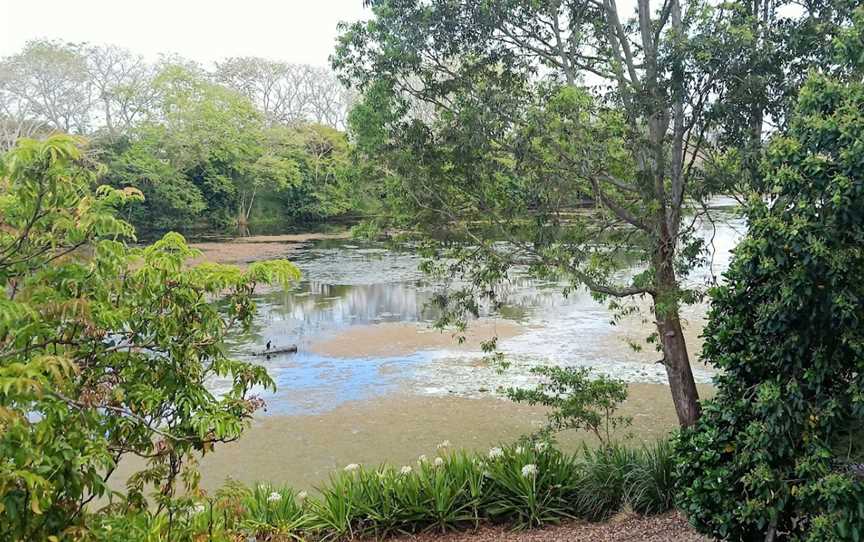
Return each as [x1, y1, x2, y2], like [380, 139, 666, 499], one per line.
[344, 463, 360, 472]
[192, 503, 206, 514]
[267, 491, 282, 503]
[297, 491, 308, 501]
[400, 465, 413, 475]
[434, 457, 445, 467]
[534, 442, 549, 453]
[418, 454, 428, 463]
[437, 440, 452, 449]
[515, 446, 524, 454]
[488, 447, 503, 459]
[521, 464, 538, 478]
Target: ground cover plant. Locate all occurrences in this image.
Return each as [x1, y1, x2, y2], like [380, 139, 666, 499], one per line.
[87, 440, 677, 541]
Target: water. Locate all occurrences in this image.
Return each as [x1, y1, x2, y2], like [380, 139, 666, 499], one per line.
[215, 201, 746, 415]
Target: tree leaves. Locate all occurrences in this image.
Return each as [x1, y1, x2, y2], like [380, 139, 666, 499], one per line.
[0, 135, 299, 540]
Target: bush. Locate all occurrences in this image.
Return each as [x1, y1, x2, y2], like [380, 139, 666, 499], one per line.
[675, 73, 864, 540]
[88, 440, 677, 541]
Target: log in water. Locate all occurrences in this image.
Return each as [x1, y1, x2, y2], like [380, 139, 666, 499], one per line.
[253, 345, 298, 356]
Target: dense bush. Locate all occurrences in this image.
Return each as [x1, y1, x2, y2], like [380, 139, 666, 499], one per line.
[88, 440, 676, 541]
[675, 73, 864, 540]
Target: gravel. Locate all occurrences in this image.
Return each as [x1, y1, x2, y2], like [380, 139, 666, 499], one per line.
[388, 512, 711, 542]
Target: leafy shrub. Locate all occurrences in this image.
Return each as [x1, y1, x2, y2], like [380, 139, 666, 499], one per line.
[0, 136, 300, 541]
[505, 366, 631, 446]
[675, 72, 864, 540]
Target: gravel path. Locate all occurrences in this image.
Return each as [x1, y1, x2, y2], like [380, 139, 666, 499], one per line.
[391, 512, 710, 542]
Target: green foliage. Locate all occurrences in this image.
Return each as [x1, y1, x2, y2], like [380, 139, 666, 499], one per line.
[481, 442, 578, 528]
[505, 366, 631, 446]
[0, 136, 299, 540]
[675, 72, 864, 540]
[86, 440, 677, 541]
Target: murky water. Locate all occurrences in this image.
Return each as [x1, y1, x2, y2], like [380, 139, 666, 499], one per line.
[213, 199, 745, 416]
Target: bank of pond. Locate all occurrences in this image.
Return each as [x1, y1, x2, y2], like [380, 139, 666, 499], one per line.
[95, 440, 678, 541]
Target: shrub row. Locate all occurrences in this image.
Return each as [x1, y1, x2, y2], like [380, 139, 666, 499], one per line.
[90, 440, 675, 541]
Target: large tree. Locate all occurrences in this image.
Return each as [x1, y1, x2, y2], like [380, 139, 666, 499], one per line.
[336, 0, 855, 427]
[0, 40, 93, 135]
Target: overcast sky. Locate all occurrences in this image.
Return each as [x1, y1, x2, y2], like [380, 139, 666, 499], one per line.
[0, 0, 370, 66]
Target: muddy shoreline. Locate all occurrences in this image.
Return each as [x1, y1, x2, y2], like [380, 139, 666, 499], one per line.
[109, 384, 713, 494]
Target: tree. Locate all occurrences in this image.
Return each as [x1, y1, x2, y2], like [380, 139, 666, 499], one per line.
[338, 0, 858, 428]
[86, 45, 159, 139]
[0, 135, 299, 540]
[215, 57, 355, 128]
[675, 56, 864, 539]
[103, 64, 300, 229]
[336, 0, 735, 427]
[688, 0, 859, 194]
[0, 40, 93, 134]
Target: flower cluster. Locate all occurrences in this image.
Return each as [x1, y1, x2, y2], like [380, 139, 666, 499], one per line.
[521, 464, 538, 478]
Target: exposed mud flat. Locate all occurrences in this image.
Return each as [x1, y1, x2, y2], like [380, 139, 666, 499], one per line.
[177, 384, 712, 492]
[307, 320, 526, 358]
[188, 232, 350, 266]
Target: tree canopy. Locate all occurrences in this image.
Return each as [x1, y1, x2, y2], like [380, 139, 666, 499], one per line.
[334, 0, 855, 427]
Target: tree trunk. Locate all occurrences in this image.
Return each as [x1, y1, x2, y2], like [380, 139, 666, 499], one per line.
[656, 304, 701, 427]
[654, 217, 702, 427]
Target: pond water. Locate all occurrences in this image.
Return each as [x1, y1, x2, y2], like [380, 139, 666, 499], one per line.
[214, 199, 746, 417]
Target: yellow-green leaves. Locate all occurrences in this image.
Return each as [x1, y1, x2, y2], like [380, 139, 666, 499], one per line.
[1, 135, 299, 539]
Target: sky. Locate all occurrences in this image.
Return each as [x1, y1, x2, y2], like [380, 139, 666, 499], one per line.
[0, 0, 370, 67]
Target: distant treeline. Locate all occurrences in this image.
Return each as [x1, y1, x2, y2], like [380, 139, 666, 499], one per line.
[0, 41, 382, 231]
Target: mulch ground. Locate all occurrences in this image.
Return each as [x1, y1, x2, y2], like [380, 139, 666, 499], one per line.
[391, 512, 710, 542]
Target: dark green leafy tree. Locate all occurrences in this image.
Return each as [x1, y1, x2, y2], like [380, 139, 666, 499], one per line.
[675, 45, 864, 539]
[0, 136, 299, 540]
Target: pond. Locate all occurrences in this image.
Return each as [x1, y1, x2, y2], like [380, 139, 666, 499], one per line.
[144, 200, 745, 490]
[214, 199, 743, 415]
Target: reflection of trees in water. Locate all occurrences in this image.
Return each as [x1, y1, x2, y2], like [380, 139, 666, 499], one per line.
[253, 282, 438, 339]
[232, 211, 745, 350]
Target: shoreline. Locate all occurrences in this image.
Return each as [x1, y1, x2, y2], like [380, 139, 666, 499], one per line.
[109, 384, 713, 493]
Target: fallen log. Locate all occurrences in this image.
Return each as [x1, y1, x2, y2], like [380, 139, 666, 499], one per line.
[253, 345, 298, 356]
